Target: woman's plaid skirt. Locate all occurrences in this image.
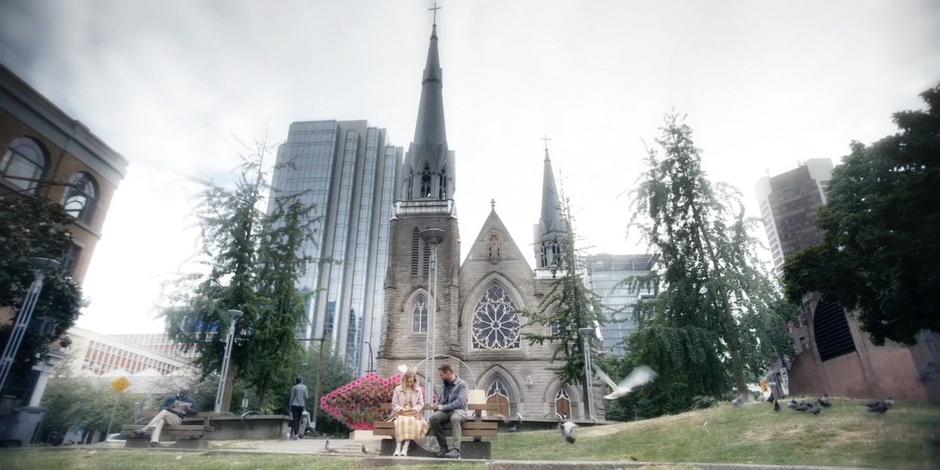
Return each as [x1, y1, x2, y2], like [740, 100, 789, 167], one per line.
[393, 414, 429, 441]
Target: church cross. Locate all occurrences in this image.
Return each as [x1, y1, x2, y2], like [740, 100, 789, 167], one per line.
[429, 2, 442, 25]
[541, 135, 552, 152]
[490, 198, 496, 210]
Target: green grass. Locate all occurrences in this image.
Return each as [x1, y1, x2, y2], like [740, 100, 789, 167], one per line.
[0, 448, 487, 470]
[491, 398, 940, 469]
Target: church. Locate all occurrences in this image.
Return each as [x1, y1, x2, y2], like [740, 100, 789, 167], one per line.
[376, 17, 602, 421]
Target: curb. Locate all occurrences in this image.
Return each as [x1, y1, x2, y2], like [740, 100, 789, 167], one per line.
[361, 457, 881, 470]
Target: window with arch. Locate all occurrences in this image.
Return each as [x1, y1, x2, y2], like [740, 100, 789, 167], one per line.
[412, 294, 428, 333]
[62, 172, 98, 223]
[420, 162, 432, 198]
[438, 167, 447, 199]
[554, 388, 571, 419]
[471, 281, 521, 349]
[1, 137, 48, 194]
[486, 378, 511, 418]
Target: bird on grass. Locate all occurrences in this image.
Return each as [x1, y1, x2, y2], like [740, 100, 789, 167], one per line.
[731, 396, 747, 408]
[559, 421, 577, 444]
[324, 440, 339, 454]
[361, 444, 367, 455]
[773, 400, 780, 412]
[794, 401, 810, 412]
[788, 399, 799, 409]
[817, 395, 831, 407]
[867, 400, 889, 414]
[594, 365, 658, 400]
[809, 403, 822, 416]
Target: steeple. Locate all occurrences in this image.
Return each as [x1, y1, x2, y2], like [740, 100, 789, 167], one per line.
[401, 8, 455, 203]
[535, 142, 567, 270]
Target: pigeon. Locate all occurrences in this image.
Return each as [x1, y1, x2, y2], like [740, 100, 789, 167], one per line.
[773, 400, 780, 412]
[817, 395, 831, 407]
[361, 444, 367, 455]
[885, 397, 895, 409]
[867, 401, 888, 414]
[594, 365, 658, 400]
[324, 440, 339, 453]
[559, 421, 577, 444]
[794, 401, 810, 412]
[788, 400, 798, 409]
[731, 395, 747, 407]
[809, 403, 822, 416]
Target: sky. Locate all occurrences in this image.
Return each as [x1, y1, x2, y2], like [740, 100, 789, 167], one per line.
[1, 0, 937, 335]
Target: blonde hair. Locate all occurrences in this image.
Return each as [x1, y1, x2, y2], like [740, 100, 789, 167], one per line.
[400, 369, 420, 391]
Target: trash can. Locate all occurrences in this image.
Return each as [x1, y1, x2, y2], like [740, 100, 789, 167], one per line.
[0, 406, 46, 447]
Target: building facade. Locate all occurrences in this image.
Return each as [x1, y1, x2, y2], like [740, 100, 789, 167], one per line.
[106, 332, 199, 360]
[753, 159, 832, 277]
[376, 20, 604, 421]
[585, 254, 654, 357]
[269, 120, 401, 374]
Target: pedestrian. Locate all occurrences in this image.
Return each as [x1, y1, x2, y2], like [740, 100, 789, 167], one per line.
[289, 377, 308, 439]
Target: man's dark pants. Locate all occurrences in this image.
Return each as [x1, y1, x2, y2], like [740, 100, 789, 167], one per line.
[290, 405, 304, 437]
[429, 410, 464, 451]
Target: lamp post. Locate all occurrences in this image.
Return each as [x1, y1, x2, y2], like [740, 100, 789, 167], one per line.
[214, 309, 242, 414]
[419, 228, 445, 407]
[363, 341, 375, 374]
[578, 327, 598, 421]
[0, 257, 60, 394]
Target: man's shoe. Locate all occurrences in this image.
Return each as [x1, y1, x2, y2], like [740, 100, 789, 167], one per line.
[435, 447, 449, 458]
[444, 448, 461, 459]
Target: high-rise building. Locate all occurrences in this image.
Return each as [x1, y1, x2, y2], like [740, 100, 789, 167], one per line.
[106, 332, 199, 360]
[586, 254, 655, 357]
[754, 159, 833, 276]
[268, 120, 401, 374]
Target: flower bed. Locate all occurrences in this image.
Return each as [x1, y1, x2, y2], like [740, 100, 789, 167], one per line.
[319, 373, 401, 430]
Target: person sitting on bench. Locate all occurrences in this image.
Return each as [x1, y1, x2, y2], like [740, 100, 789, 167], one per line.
[427, 364, 468, 459]
[135, 386, 199, 447]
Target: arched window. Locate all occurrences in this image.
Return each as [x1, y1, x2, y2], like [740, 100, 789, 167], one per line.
[486, 379, 511, 417]
[1, 137, 48, 194]
[411, 228, 420, 275]
[62, 172, 98, 223]
[471, 281, 521, 350]
[412, 294, 428, 333]
[420, 162, 432, 198]
[554, 388, 571, 419]
[438, 167, 447, 199]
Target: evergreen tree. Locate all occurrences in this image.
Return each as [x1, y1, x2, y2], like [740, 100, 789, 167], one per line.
[625, 113, 796, 415]
[523, 199, 604, 416]
[162, 138, 320, 411]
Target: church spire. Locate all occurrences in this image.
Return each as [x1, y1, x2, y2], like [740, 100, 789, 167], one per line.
[535, 138, 567, 270]
[412, 8, 446, 150]
[402, 3, 454, 202]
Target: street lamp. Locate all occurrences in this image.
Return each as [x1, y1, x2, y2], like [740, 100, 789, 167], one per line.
[363, 341, 375, 374]
[0, 257, 60, 393]
[578, 326, 600, 421]
[214, 309, 242, 414]
[419, 228, 445, 408]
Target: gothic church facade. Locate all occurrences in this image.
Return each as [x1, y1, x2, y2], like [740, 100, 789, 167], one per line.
[376, 20, 599, 420]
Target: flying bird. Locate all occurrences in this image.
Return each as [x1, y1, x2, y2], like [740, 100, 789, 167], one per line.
[817, 395, 831, 407]
[559, 421, 577, 444]
[594, 365, 658, 400]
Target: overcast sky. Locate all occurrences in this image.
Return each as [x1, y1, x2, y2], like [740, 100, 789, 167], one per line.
[1, 0, 937, 334]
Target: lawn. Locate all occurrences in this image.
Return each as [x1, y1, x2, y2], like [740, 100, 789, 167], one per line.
[491, 398, 940, 469]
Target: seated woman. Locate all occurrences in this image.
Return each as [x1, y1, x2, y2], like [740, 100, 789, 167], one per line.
[389, 369, 429, 456]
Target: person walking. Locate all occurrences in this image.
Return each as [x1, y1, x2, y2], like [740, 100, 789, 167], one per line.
[289, 377, 308, 439]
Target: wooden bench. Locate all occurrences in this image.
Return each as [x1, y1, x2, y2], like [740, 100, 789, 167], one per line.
[120, 412, 214, 449]
[374, 403, 500, 459]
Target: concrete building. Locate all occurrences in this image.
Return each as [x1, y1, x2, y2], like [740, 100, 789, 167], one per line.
[754, 159, 832, 277]
[63, 328, 190, 378]
[376, 19, 604, 421]
[269, 120, 401, 374]
[585, 254, 655, 357]
[0, 63, 126, 411]
[105, 333, 199, 360]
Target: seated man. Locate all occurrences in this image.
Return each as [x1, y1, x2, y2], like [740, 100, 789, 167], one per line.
[427, 364, 468, 459]
[135, 386, 199, 447]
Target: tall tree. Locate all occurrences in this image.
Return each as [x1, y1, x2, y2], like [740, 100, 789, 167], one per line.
[162, 138, 319, 411]
[524, 200, 605, 416]
[0, 193, 82, 400]
[627, 113, 796, 413]
[783, 84, 940, 345]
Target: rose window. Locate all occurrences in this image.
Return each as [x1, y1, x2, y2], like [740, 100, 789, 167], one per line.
[471, 282, 521, 349]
